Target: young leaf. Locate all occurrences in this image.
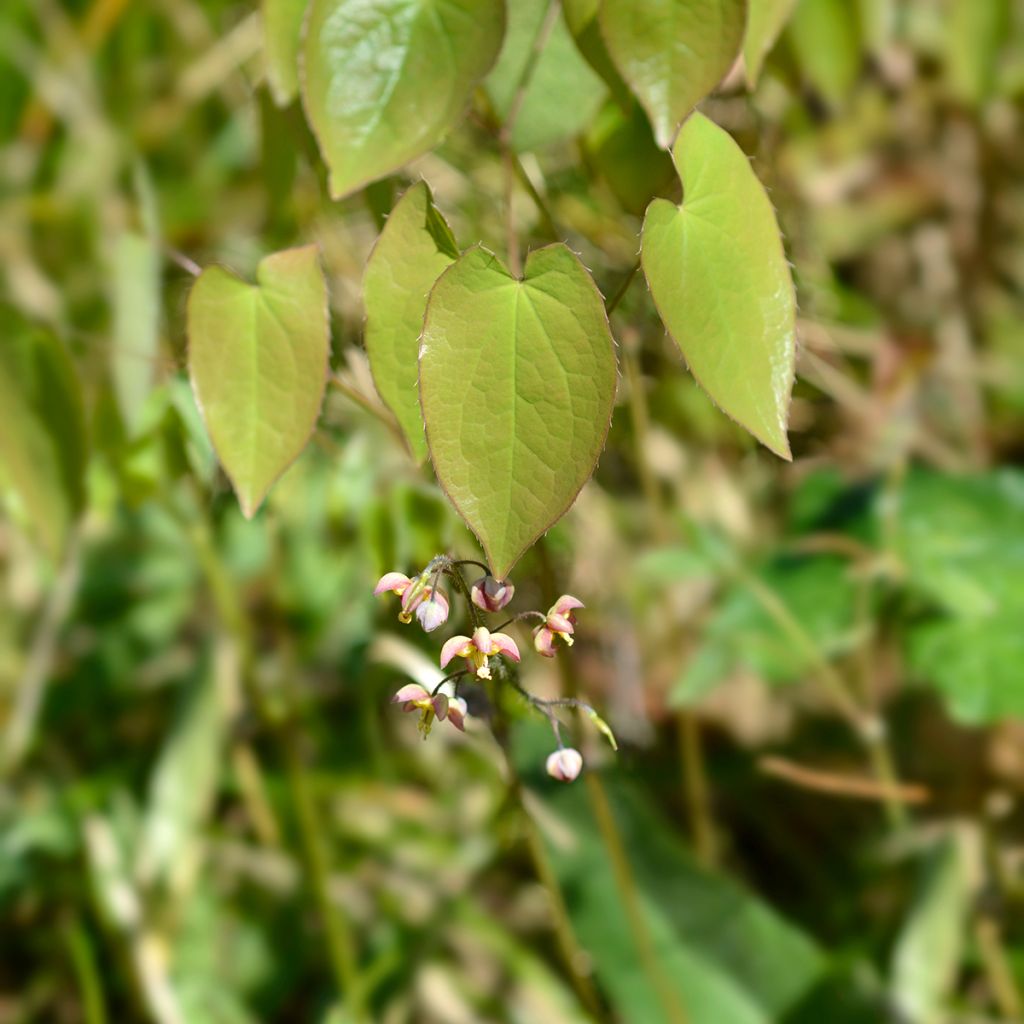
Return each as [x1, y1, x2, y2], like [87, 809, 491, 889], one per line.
[743, 0, 800, 88]
[485, 0, 606, 153]
[111, 230, 162, 434]
[419, 244, 617, 578]
[263, 0, 308, 105]
[0, 312, 87, 560]
[301, 0, 505, 199]
[599, 0, 745, 149]
[364, 182, 459, 462]
[187, 245, 329, 518]
[641, 113, 795, 458]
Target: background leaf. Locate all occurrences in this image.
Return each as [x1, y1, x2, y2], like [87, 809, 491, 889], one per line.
[364, 182, 459, 462]
[743, 0, 801, 87]
[786, 0, 863, 108]
[641, 113, 795, 458]
[301, 0, 505, 198]
[485, 0, 606, 152]
[0, 312, 86, 559]
[944, 0, 1011, 106]
[599, 0, 746, 148]
[187, 246, 329, 518]
[419, 244, 617, 578]
[263, 0, 308, 105]
[561, 0, 633, 108]
[111, 230, 162, 435]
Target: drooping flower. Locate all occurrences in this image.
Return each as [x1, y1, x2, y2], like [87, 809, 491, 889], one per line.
[391, 682, 467, 737]
[546, 747, 583, 782]
[471, 575, 515, 613]
[533, 595, 584, 657]
[440, 626, 520, 680]
[374, 571, 450, 632]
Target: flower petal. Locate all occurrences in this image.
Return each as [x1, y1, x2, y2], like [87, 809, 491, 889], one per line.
[431, 694, 449, 721]
[447, 697, 468, 731]
[546, 748, 583, 782]
[416, 589, 450, 632]
[471, 576, 515, 612]
[440, 635, 473, 669]
[546, 612, 575, 635]
[489, 632, 521, 662]
[392, 683, 429, 704]
[551, 594, 584, 616]
[375, 572, 411, 596]
[533, 627, 557, 657]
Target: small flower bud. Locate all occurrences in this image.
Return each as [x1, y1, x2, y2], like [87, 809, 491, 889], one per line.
[471, 575, 515, 613]
[546, 747, 583, 783]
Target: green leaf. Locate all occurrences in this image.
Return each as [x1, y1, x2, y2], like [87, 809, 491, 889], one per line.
[893, 470, 1024, 619]
[786, 0, 863, 108]
[743, 0, 800, 87]
[262, 0, 308, 105]
[641, 113, 795, 458]
[561, 0, 632, 108]
[419, 244, 617, 578]
[187, 245, 329, 518]
[364, 182, 459, 462]
[485, 0, 606, 152]
[0, 311, 87, 560]
[890, 837, 971, 1023]
[909, 614, 1024, 724]
[945, 0, 1011, 106]
[599, 0, 745, 149]
[111, 230, 162, 434]
[301, 0, 505, 198]
[584, 99, 675, 216]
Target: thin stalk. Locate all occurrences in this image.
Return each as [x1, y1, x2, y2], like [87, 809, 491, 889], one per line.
[976, 917, 1024, 1019]
[678, 713, 717, 867]
[605, 260, 641, 316]
[63, 918, 109, 1024]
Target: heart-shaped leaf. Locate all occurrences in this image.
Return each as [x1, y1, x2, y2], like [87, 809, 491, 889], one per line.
[187, 245, 329, 518]
[599, 0, 745, 149]
[641, 113, 795, 458]
[419, 244, 617, 578]
[743, 0, 800, 87]
[301, 0, 506, 199]
[364, 182, 459, 461]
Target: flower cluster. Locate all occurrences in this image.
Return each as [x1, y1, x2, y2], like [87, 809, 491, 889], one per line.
[374, 558, 615, 782]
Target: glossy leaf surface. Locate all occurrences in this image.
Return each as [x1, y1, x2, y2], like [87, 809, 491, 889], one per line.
[188, 246, 329, 518]
[419, 244, 617, 577]
[302, 0, 505, 198]
[641, 113, 795, 457]
[599, 0, 745, 148]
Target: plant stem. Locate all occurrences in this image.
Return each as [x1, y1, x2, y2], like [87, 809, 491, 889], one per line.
[605, 260, 641, 315]
[677, 712, 717, 867]
[63, 918, 109, 1024]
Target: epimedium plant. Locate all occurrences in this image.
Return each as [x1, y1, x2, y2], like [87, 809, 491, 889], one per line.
[186, 0, 799, 779]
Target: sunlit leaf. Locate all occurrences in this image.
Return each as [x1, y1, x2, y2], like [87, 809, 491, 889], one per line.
[187, 246, 329, 518]
[599, 0, 745, 148]
[743, 0, 800, 87]
[111, 231, 162, 435]
[263, 0, 308, 105]
[364, 182, 459, 462]
[301, 0, 505, 198]
[0, 312, 86, 560]
[419, 244, 617, 578]
[485, 0, 606, 152]
[641, 113, 795, 458]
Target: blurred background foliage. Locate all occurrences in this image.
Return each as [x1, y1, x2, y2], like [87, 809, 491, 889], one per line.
[2, 0, 1024, 1021]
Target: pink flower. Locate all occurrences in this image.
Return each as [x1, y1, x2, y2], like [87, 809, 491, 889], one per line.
[471, 575, 515, 613]
[440, 626, 520, 680]
[533, 595, 584, 657]
[391, 683, 467, 737]
[374, 572, 450, 632]
[546, 748, 583, 782]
